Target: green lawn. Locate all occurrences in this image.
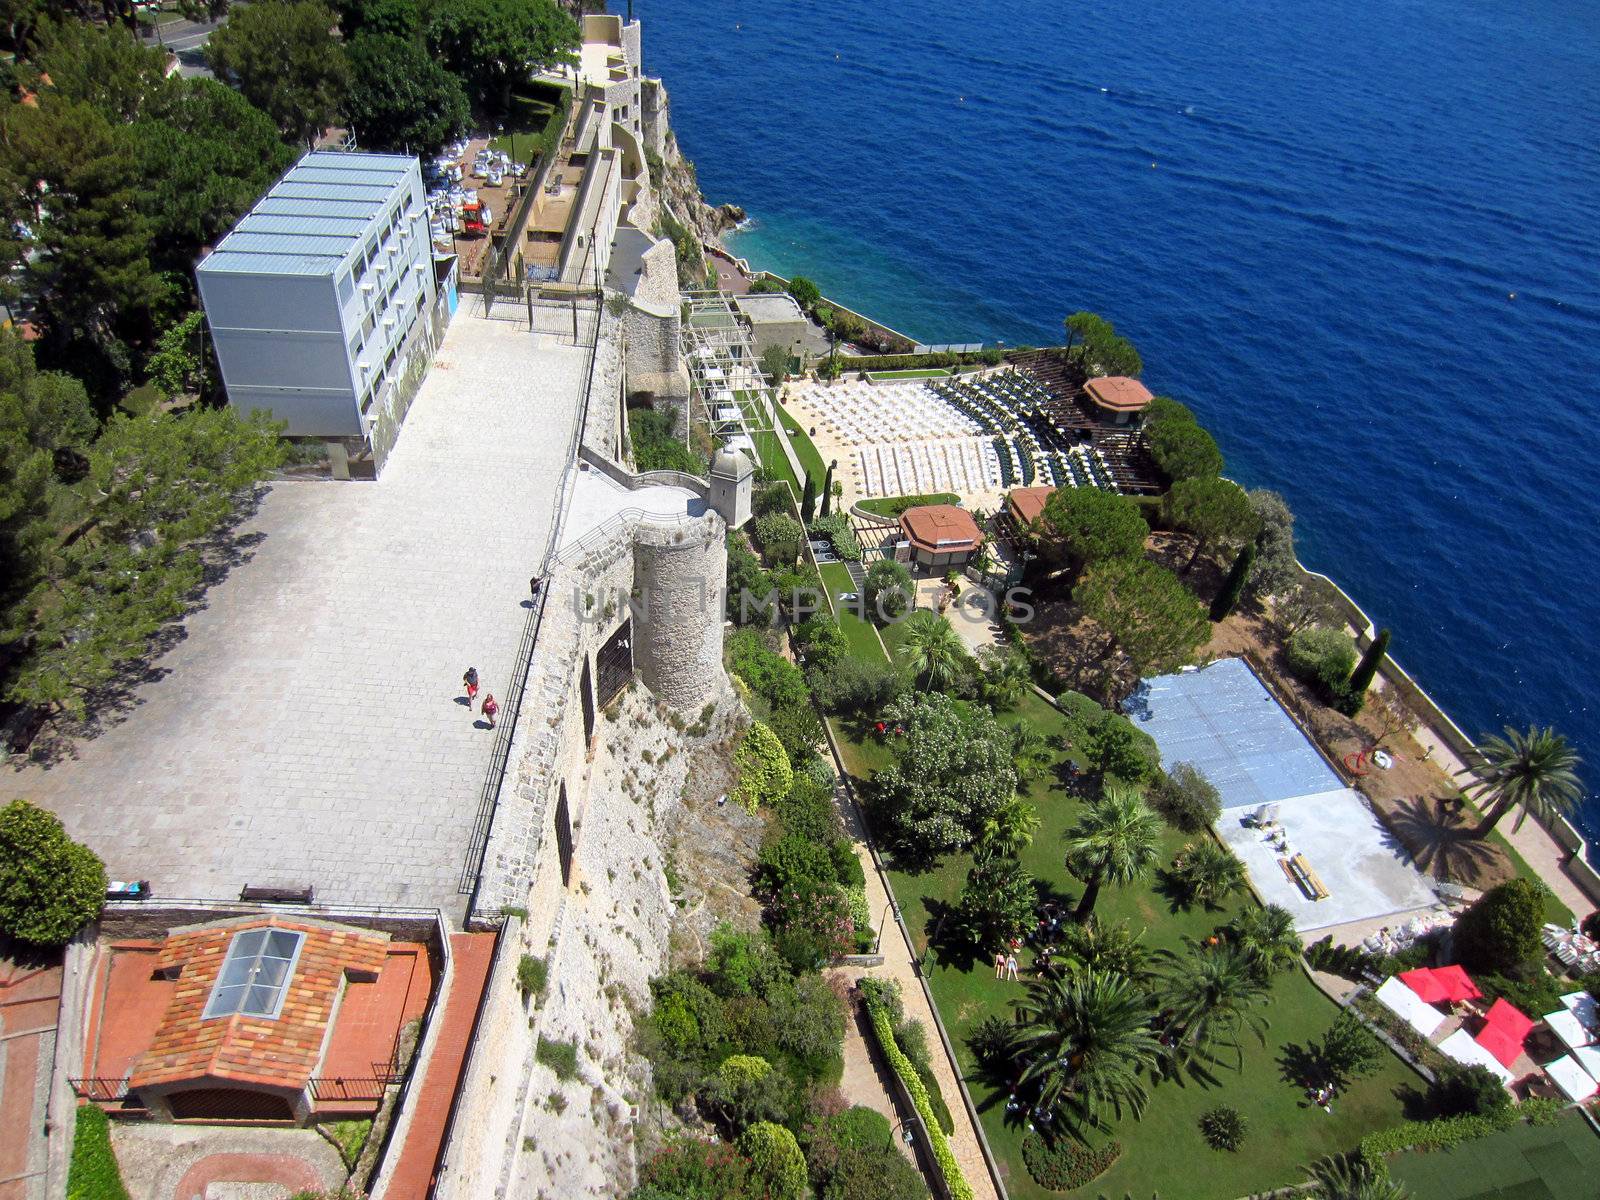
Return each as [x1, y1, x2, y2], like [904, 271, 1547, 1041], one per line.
[777, 402, 828, 483]
[1389, 1110, 1600, 1200]
[819, 563, 888, 663]
[828, 632, 1422, 1198]
[856, 492, 962, 519]
[867, 368, 954, 381]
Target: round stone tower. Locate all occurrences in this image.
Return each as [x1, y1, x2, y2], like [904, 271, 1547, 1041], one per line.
[632, 511, 727, 708]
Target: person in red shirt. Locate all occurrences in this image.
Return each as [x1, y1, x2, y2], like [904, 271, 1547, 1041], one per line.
[481, 692, 499, 728]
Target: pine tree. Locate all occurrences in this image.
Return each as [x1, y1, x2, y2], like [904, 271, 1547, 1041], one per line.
[820, 462, 834, 517]
[1209, 543, 1256, 622]
[1343, 628, 1390, 710]
[800, 472, 817, 522]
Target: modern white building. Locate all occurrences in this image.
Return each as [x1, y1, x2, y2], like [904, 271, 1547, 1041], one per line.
[196, 151, 442, 472]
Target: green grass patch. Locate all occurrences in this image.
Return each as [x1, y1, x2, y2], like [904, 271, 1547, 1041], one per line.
[866, 368, 954, 381]
[489, 82, 571, 166]
[776, 402, 828, 484]
[67, 1104, 129, 1200]
[536, 1036, 580, 1081]
[856, 492, 962, 519]
[830, 678, 1419, 1200]
[326, 1117, 372, 1167]
[1483, 827, 1575, 927]
[819, 563, 887, 663]
[1388, 1109, 1600, 1200]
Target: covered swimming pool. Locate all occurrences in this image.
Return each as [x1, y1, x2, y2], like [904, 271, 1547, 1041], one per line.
[1126, 657, 1342, 813]
[1129, 657, 1437, 930]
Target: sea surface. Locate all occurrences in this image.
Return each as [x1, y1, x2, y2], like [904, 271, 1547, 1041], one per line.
[644, 0, 1600, 852]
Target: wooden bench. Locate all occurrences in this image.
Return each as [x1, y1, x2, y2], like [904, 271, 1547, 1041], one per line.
[1282, 853, 1329, 901]
[240, 885, 315, 905]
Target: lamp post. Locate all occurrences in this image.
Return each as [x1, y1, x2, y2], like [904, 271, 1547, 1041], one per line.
[874, 900, 899, 955]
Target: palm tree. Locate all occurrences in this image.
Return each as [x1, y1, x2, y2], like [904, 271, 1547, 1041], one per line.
[1063, 782, 1161, 921]
[978, 646, 1032, 710]
[1009, 969, 1161, 1124]
[1466, 725, 1583, 838]
[1304, 1154, 1409, 1200]
[1169, 839, 1247, 910]
[1009, 725, 1054, 785]
[1057, 917, 1154, 985]
[977, 795, 1040, 860]
[1156, 940, 1270, 1072]
[895, 610, 966, 691]
[1228, 904, 1303, 979]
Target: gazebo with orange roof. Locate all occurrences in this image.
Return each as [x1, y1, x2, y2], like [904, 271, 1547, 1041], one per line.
[898, 504, 984, 570]
[1083, 375, 1154, 424]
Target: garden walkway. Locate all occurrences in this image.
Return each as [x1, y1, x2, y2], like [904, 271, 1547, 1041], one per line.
[824, 737, 1002, 1200]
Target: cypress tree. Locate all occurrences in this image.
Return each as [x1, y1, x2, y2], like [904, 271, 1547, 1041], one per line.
[1209, 543, 1255, 622]
[820, 462, 834, 517]
[800, 473, 817, 522]
[1348, 627, 1390, 699]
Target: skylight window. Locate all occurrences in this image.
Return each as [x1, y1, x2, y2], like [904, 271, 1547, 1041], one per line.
[202, 928, 304, 1020]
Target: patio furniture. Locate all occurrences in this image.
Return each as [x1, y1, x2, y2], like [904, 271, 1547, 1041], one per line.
[1286, 852, 1329, 901]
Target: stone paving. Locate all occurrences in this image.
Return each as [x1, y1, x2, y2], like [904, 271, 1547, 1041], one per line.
[0, 313, 588, 920]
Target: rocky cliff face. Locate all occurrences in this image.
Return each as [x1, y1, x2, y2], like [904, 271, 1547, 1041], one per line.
[657, 101, 744, 252]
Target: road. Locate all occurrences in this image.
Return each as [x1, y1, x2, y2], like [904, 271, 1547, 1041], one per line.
[138, 7, 229, 76]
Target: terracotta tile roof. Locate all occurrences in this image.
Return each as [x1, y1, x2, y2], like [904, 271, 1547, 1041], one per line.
[1006, 486, 1057, 528]
[1084, 375, 1153, 413]
[898, 504, 983, 554]
[130, 917, 388, 1093]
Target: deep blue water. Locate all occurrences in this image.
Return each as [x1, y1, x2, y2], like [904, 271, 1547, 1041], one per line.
[644, 0, 1600, 850]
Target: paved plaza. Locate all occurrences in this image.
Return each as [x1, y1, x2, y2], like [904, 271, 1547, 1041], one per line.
[1, 312, 589, 919]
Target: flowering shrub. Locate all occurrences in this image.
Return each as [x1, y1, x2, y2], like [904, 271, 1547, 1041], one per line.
[733, 722, 792, 809]
[634, 1136, 757, 1199]
[1020, 1132, 1121, 1189]
[767, 880, 855, 966]
[861, 992, 974, 1200]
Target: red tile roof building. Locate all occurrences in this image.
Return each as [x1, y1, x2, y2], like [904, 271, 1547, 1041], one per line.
[898, 504, 984, 568]
[1083, 375, 1154, 417]
[1006, 486, 1057, 529]
[127, 916, 389, 1122]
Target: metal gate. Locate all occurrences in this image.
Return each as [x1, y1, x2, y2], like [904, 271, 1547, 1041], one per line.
[580, 656, 595, 743]
[554, 783, 573, 888]
[595, 619, 633, 707]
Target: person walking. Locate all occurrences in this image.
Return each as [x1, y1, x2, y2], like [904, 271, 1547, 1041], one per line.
[481, 692, 499, 729]
[463, 666, 480, 703]
[529, 574, 543, 600]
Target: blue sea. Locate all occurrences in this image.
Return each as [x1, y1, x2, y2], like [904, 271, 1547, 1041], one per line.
[644, 0, 1600, 851]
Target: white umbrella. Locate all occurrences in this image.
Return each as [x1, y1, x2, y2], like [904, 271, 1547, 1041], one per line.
[1544, 1009, 1593, 1054]
[1544, 1054, 1598, 1102]
[1375, 977, 1446, 1039]
[1438, 1029, 1514, 1086]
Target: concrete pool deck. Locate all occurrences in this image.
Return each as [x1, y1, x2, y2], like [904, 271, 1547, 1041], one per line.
[1134, 658, 1439, 930]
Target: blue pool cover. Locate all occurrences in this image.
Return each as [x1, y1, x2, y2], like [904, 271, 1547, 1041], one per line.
[1127, 658, 1343, 811]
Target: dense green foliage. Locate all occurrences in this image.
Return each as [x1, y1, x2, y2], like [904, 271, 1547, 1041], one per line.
[868, 692, 1017, 861]
[1211, 542, 1256, 621]
[737, 1122, 806, 1200]
[1342, 628, 1390, 713]
[1056, 690, 1161, 785]
[629, 407, 701, 473]
[1200, 1105, 1248, 1151]
[733, 722, 793, 810]
[1286, 625, 1358, 696]
[862, 558, 913, 621]
[1166, 475, 1259, 571]
[1037, 483, 1148, 565]
[1150, 761, 1223, 832]
[1021, 1132, 1121, 1189]
[207, 0, 350, 146]
[1145, 399, 1225, 482]
[1075, 556, 1210, 677]
[424, 0, 579, 116]
[801, 1106, 927, 1200]
[860, 983, 974, 1200]
[1451, 877, 1544, 974]
[806, 513, 860, 561]
[65, 1104, 128, 1200]
[1062, 311, 1142, 377]
[345, 32, 469, 152]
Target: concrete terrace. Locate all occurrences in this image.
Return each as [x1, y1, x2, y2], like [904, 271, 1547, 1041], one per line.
[1, 312, 588, 920]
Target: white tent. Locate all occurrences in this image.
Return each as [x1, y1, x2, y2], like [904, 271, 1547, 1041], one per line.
[1571, 1043, 1600, 1081]
[1375, 977, 1446, 1039]
[1438, 1028, 1514, 1086]
[1560, 990, 1599, 1028]
[1544, 1054, 1599, 1103]
[1544, 1008, 1593, 1054]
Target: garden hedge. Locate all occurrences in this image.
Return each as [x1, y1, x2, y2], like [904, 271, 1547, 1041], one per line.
[66, 1105, 129, 1200]
[863, 995, 974, 1200]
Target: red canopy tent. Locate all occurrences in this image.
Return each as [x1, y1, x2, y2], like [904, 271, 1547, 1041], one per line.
[1399, 966, 1482, 1005]
[1474, 998, 1536, 1068]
